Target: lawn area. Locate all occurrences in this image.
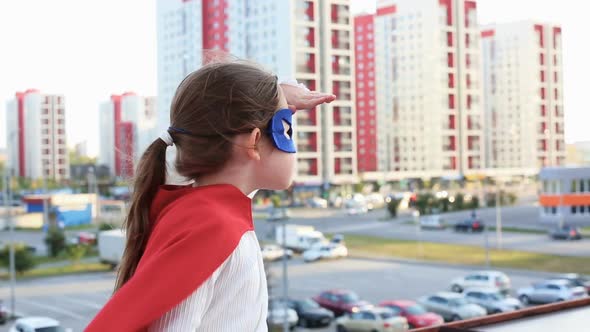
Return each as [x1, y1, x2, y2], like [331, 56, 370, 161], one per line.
[487, 226, 546, 235]
[0, 262, 112, 280]
[342, 234, 590, 275]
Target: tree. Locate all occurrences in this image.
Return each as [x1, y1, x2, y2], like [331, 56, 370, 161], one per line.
[69, 149, 97, 166]
[66, 244, 87, 265]
[452, 193, 465, 211]
[0, 244, 37, 274]
[387, 198, 400, 218]
[44, 227, 66, 257]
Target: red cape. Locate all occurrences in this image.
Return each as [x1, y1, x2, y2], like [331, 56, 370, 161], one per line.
[85, 184, 254, 332]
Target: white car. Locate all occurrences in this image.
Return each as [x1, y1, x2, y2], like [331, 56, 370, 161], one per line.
[268, 300, 299, 330]
[303, 244, 348, 262]
[517, 279, 588, 305]
[9, 317, 71, 332]
[419, 215, 447, 230]
[261, 244, 293, 261]
[450, 270, 511, 295]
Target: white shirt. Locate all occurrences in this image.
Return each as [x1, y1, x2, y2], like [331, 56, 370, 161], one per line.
[148, 231, 268, 331]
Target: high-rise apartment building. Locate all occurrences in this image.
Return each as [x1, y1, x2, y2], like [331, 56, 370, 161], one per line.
[481, 22, 565, 172]
[355, 0, 485, 181]
[99, 92, 157, 177]
[5, 89, 69, 180]
[157, 0, 357, 188]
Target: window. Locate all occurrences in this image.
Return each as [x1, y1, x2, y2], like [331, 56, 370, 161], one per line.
[571, 206, 577, 214]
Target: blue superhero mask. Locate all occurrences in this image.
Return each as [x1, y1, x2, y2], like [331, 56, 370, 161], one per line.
[266, 108, 296, 153]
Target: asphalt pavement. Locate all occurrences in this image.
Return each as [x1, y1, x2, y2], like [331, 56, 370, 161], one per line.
[0, 257, 558, 332]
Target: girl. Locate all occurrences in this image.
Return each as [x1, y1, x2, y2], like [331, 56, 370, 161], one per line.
[85, 61, 335, 332]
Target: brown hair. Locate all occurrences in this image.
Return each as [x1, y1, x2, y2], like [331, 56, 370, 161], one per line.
[114, 61, 280, 291]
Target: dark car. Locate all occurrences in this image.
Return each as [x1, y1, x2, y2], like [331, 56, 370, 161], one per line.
[0, 301, 7, 324]
[454, 219, 485, 232]
[549, 225, 582, 240]
[379, 300, 444, 329]
[286, 298, 334, 328]
[556, 273, 590, 294]
[313, 289, 372, 317]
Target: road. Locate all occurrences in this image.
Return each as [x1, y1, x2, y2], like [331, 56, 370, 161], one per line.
[2, 204, 588, 258]
[0, 257, 555, 332]
[257, 205, 590, 257]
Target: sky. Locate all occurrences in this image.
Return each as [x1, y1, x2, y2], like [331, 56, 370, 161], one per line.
[1, 0, 588, 158]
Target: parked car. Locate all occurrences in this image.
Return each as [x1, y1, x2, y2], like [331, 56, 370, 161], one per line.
[77, 231, 97, 245]
[417, 292, 487, 322]
[450, 270, 511, 295]
[285, 298, 334, 328]
[453, 218, 485, 232]
[555, 273, 590, 294]
[306, 197, 328, 208]
[9, 317, 72, 332]
[517, 279, 588, 305]
[0, 301, 7, 325]
[419, 215, 447, 230]
[335, 307, 409, 332]
[549, 225, 582, 240]
[268, 299, 298, 330]
[331, 234, 345, 245]
[267, 207, 291, 221]
[379, 300, 444, 329]
[261, 244, 293, 261]
[464, 288, 522, 314]
[303, 243, 348, 262]
[365, 193, 386, 210]
[313, 289, 372, 317]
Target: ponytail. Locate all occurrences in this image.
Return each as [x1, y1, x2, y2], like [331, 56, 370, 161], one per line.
[114, 138, 168, 291]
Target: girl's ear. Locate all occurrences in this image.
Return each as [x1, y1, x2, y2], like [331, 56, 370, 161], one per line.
[246, 128, 262, 161]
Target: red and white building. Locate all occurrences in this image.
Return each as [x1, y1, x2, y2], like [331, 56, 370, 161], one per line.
[481, 22, 565, 173]
[99, 93, 157, 178]
[247, 0, 357, 187]
[156, 0, 247, 133]
[355, 0, 485, 181]
[5, 89, 70, 180]
[157, 0, 357, 187]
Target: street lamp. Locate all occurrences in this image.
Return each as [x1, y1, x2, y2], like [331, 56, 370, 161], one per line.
[4, 130, 18, 318]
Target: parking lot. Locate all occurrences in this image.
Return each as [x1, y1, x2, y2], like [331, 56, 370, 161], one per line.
[0, 256, 555, 332]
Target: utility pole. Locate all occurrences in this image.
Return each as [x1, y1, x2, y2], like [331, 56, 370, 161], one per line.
[282, 217, 289, 332]
[3, 169, 16, 318]
[495, 179, 503, 250]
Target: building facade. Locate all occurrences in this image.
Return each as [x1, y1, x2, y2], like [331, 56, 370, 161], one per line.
[157, 0, 357, 188]
[355, 0, 485, 181]
[539, 167, 590, 226]
[99, 92, 157, 178]
[481, 22, 565, 173]
[156, 0, 248, 133]
[5, 89, 69, 180]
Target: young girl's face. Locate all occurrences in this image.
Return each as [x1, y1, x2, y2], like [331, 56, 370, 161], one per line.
[255, 86, 296, 190]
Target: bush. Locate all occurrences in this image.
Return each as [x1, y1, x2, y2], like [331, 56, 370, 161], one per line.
[44, 227, 66, 257]
[98, 222, 116, 231]
[452, 193, 465, 211]
[0, 244, 37, 274]
[66, 244, 88, 265]
[270, 195, 282, 208]
[469, 196, 480, 209]
[387, 198, 401, 218]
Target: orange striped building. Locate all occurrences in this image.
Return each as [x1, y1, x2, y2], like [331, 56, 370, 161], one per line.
[539, 167, 590, 225]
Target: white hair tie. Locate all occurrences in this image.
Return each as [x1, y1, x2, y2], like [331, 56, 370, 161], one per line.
[159, 130, 173, 146]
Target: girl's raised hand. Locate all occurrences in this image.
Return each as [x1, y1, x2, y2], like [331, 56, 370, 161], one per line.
[280, 82, 336, 113]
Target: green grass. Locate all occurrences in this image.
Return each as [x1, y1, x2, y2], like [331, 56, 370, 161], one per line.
[0, 262, 112, 280]
[341, 234, 590, 275]
[487, 226, 546, 235]
[34, 249, 98, 265]
[582, 226, 590, 233]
